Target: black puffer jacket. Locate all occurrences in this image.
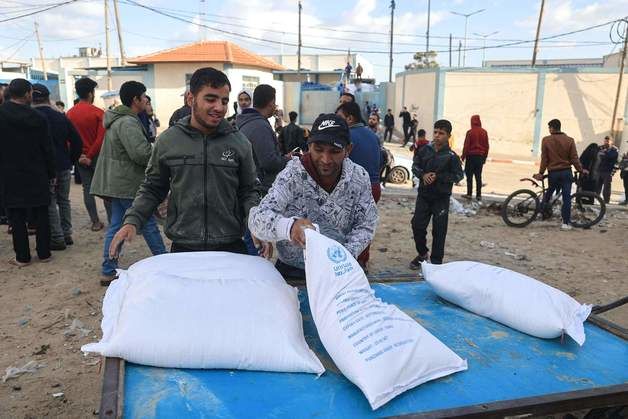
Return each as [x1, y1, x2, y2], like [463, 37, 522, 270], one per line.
[0, 101, 55, 208]
[412, 143, 463, 197]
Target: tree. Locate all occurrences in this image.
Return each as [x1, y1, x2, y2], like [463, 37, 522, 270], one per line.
[405, 51, 439, 70]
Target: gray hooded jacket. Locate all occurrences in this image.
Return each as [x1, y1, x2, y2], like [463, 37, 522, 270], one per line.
[236, 109, 288, 193]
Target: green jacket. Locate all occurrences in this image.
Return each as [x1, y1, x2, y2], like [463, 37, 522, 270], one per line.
[91, 105, 151, 199]
[123, 117, 260, 248]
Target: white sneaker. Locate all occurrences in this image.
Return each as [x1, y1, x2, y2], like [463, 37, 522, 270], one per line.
[560, 223, 573, 231]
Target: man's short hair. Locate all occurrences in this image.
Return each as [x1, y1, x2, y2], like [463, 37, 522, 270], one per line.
[336, 101, 362, 123]
[548, 119, 561, 131]
[434, 119, 452, 134]
[55, 100, 65, 108]
[8, 78, 32, 99]
[341, 92, 355, 102]
[387, 108, 392, 112]
[189, 67, 231, 95]
[289, 111, 298, 122]
[119, 81, 146, 107]
[75, 77, 98, 99]
[253, 84, 276, 109]
[417, 129, 426, 137]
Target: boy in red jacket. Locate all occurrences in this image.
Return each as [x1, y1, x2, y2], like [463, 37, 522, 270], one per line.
[461, 115, 489, 201]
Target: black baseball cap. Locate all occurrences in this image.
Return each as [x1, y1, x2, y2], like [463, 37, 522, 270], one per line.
[32, 83, 50, 99]
[308, 113, 351, 149]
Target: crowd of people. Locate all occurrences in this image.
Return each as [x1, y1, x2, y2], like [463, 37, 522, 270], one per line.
[0, 68, 626, 284]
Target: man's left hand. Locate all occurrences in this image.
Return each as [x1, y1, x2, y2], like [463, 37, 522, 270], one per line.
[533, 173, 543, 181]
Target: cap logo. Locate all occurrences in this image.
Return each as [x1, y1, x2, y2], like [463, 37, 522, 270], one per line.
[317, 119, 340, 130]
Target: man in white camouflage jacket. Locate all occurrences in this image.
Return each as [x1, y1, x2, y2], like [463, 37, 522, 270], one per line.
[249, 113, 378, 280]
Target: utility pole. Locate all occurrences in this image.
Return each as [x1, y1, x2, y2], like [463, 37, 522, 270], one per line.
[297, 1, 302, 77]
[112, 0, 126, 66]
[450, 8, 485, 67]
[473, 31, 499, 66]
[198, 0, 208, 41]
[531, 0, 545, 67]
[457, 41, 462, 67]
[425, 0, 431, 53]
[449, 33, 452, 67]
[610, 20, 628, 139]
[388, 0, 395, 82]
[34, 22, 47, 80]
[104, 0, 112, 91]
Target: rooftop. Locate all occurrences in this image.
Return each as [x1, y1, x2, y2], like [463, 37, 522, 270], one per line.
[128, 41, 285, 71]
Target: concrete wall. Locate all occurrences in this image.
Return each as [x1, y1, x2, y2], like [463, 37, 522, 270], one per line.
[393, 68, 628, 157]
[541, 72, 626, 152]
[300, 90, 339, 124]
[443, 72, 537, 155]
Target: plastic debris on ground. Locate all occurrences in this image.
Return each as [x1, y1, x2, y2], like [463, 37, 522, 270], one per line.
[2, 360, 45, 382]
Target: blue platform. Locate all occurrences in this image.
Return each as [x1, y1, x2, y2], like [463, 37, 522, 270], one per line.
[122, 282, 628, 418]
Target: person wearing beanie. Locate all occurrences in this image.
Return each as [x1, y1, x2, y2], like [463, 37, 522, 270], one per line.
[249, 113, 379, 281]
[409, 119, 463, 269]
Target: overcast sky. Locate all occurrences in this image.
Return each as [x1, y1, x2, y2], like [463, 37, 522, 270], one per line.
[1, 0, 627, 81]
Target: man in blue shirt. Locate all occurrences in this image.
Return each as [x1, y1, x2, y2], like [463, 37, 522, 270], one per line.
[336, 101, 381, 271]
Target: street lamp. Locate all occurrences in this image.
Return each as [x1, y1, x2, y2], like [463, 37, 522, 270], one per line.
[450, 8, 485, 67]
[473, 31, 499, 66]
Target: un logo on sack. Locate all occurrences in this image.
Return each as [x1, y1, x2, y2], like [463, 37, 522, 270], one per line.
[327, 246, 347, 263]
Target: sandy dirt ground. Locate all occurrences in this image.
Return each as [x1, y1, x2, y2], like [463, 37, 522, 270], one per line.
[1, 167, 627, 418]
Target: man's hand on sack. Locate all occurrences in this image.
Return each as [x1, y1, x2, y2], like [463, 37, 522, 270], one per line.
[290, 218, 315, 248]
[252, 235, 273, 259]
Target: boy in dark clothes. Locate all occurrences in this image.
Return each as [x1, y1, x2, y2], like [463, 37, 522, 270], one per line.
[409, 119, 463, 269]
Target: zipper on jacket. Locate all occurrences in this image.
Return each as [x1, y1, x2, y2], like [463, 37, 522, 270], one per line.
[203, 135, 208, 247]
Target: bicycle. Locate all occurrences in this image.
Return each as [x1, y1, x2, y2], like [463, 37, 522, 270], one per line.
[501, 173, 605, 228]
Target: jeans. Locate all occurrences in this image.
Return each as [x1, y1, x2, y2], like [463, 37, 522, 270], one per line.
[402, 124, 412, 144]
[544, 169, 573, 224]
[596, 171, 613, 204]
[8, 206, 50, 263]
[77, 160, 111, 224]
[243, 229, 259, 256]
[464, 155, 486, 199]
[48, 170, 72, 243]
[411, 194, 450, 264]
[102, 198, 166, 275]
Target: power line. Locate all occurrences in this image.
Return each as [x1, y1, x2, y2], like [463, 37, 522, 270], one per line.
[121, 0, 620, 56]
[0, 0, 81, 23]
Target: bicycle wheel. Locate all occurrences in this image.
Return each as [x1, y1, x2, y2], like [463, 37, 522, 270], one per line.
[501, 189, 540, 227]
[570, 192, 605, 228]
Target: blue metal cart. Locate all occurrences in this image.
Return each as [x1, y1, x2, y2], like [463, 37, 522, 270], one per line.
[99, 279, 628, 418]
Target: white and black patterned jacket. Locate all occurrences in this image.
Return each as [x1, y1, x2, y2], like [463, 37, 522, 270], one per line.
[249, 157, 378, 269]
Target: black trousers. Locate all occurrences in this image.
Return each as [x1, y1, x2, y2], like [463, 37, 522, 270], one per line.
[623, 175, 628, 202]
[170, 240, 248, 254]
[596, 172, 613, 203]
[465, 155, 486, 198]
[411, 194, 450, 264]
[384, 126, 394, 142]
[7, 205, 51, 263]
[275, 259, 306, 281]
[402, 124, 412, 144]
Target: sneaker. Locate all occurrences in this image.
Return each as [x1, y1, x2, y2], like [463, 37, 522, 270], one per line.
[560, 223, 573, 231]
[64, 236, 74, 245]
[50, 241, 67, 251]
[100, 273, 118, 287]
[39, 255, 52, 263]
[461, 194, 472, 200]
[409, 253, 429, 270]
[620, 201, 627, 206]
[91, 221, 104, 232]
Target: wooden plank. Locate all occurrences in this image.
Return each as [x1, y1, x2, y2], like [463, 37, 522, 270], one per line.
[99, 357, 122, 419]
[391, 384, 628, 418]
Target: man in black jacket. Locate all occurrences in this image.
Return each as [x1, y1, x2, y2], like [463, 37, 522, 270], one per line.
[399, 106, 412, 146]
[409, 119, 463, 268]
[383, 109, 394, 143]
[236, 84, 292, 194]
[32, 84, 83, 250]
[0, 79, 56, 266]
[280, 111, 306, 153]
